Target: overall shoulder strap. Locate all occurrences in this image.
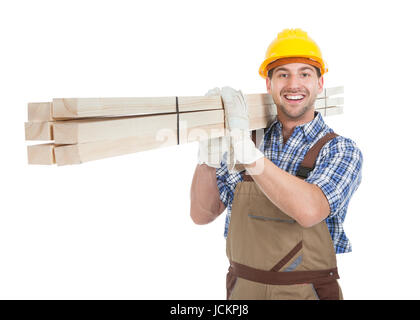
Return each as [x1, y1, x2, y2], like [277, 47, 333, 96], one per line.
[241, 131, 339, 181]
[296, 132, 339, 179]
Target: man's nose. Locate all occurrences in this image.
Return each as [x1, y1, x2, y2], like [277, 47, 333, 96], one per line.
[285, 74, 302, 89]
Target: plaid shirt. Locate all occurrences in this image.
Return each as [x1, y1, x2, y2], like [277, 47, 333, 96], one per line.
[216, 111, 363, 254]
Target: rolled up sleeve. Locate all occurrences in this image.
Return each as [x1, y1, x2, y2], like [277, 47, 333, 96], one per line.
[305, 137, 363, 218]
[216, 161, 242, 208]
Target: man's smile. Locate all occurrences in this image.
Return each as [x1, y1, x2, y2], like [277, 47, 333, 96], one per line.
[282, 93, 306, 104]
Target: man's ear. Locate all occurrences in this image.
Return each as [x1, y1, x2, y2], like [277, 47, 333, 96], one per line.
[266, 76, 272, 94]
[317, 75, 324, 95]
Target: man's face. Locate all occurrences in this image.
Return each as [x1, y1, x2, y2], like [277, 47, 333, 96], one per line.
[266, 63, 324, 120]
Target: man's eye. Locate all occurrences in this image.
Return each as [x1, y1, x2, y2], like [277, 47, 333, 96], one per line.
[278, 74, 288, 78]
[302, 73, 310, 77]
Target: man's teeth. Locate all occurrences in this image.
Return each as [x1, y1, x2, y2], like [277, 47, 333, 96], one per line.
[285, 95, 304, 100]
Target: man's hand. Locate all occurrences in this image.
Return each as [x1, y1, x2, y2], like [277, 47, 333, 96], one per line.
[220, 86, 264, 166]
[197, 135, 231, 168]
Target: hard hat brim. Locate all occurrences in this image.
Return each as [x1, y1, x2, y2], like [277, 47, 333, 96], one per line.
[259, 55, 327, 78]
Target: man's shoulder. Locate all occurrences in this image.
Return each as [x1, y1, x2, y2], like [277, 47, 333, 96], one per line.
[316, 128, 363, 159]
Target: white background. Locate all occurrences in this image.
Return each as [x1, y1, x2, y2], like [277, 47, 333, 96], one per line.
[1, 0, 419, 299]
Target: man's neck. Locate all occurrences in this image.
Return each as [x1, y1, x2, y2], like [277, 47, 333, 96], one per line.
[277, 109, 316, 144]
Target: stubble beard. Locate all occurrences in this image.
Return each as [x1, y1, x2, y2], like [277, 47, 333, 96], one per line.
[275, 93, 317, 120]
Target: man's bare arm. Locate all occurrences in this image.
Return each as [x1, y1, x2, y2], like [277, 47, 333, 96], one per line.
[245, 158, 330, 228]
[190, 164, 226, 225]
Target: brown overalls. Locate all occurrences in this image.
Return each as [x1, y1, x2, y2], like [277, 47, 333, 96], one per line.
[226, 132, 343, 300]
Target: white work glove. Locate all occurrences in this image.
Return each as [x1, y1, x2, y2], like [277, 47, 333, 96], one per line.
[220, 86, 264, 166]
[197, 87, 234, 168]
[197, 135, 233, 168]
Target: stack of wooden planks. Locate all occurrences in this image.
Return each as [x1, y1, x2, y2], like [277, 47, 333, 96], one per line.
[25, 86, 343, 166]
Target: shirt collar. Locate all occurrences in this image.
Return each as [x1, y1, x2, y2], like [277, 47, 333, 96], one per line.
[266, 111, 326, 143]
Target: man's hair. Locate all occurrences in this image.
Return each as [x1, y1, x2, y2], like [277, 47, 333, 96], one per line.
[267, 66, 321, 79]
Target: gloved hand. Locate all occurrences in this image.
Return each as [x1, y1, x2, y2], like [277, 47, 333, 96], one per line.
[197, 87, 233, 168]
[197, 135, 231, 168]
[220, 86, 264, 165]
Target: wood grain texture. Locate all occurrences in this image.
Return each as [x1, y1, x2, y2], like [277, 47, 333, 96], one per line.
[27, 143, 55, 165]
[318, 86, 343, 98]
[52, 97, 177, 119]
[177, 96, 222, 112]
[53, 114, 177, 144]
[54, 136, 174, 166]
[47, 90, 343, 120]
[325, 106, 344, 116]
[26, 86, 344, 166]
[28, 102, 53, 121]
[325, 86, 344, 97]
[179, 109, 225, 144]
[25, 121, 54, 141]
[314, 96, 344, 108]
[27, 105, 344, 166]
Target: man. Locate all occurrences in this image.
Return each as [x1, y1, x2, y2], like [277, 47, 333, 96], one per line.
[190, 28, 363, 300]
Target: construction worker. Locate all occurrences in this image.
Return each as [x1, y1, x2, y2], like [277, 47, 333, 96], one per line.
[190, 28, 363, 300]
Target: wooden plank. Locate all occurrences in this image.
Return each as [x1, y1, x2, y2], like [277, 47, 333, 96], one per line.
[325, 106, 344, 116]
[51, 98, 342, 145]
[317, 86, 343, 98]
[27, 143, 56, 165]
[54, 110, 226, 165]
[28, 102, 53, 121]
[52, 96, 177, 119]
[53, 114, 177, 144]
[26, 86, 345, 165]
[245, 93, 274, 106]
[52, 96, 224, 119]
[249, 103, 277, 131]
[30, 104, 344, 166]
[53, 109, 225, 145]
[52, 102, 280, 145]
[177, 96, 222, 112]
[47, 92, 336, 120]
[179, 110, 225, 144]
[25, 121, 54, 141]
[54, 135, 176, 166]
[314, 96, 344, 108]
[325, 86, 344, 97]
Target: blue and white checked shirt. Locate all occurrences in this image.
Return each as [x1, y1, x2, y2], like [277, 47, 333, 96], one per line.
[216, 111, 363, 254]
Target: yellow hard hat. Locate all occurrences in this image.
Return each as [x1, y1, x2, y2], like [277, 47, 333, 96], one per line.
[259, 28, 328, 78]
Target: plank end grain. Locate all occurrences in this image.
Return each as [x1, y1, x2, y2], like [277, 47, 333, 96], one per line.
[27, 143, 55, 165]
[28, 102, 53, 122]
[52, 98, 78, 119]
[25, 121, 54, 141]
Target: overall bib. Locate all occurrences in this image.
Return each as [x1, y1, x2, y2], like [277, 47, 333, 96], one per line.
[226, 132, 343, 300]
